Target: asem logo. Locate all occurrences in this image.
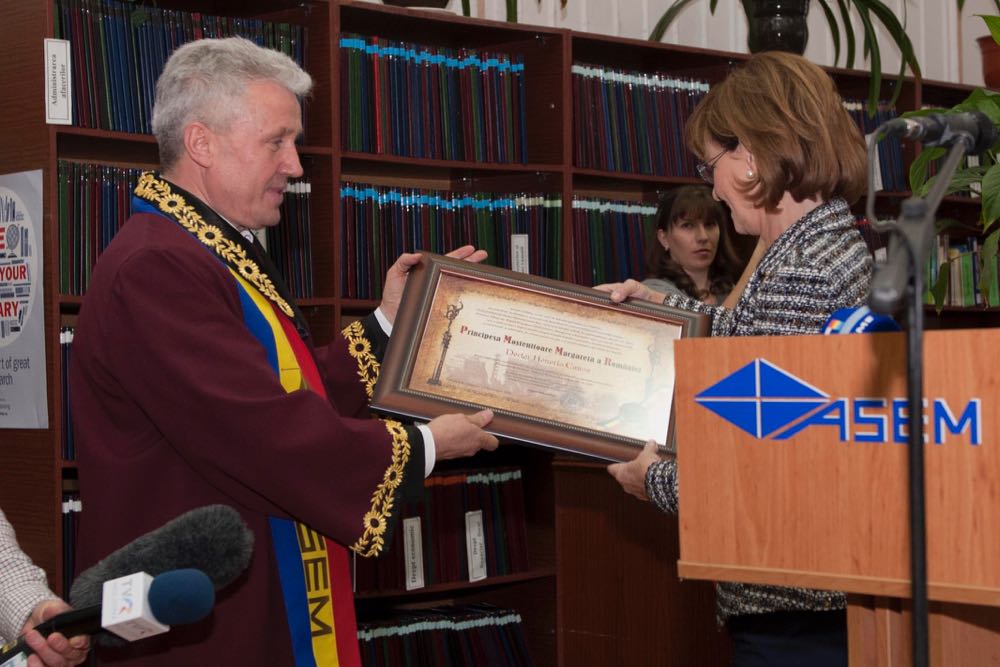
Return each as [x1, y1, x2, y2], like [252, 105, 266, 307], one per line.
[695, 359, 982, 445]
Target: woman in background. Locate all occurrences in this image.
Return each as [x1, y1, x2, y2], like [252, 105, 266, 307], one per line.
[602, 50, 873, 666]
[642, 184, 741, 305]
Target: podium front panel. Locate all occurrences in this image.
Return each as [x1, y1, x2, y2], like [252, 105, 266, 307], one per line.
[674, 329, 998, 605]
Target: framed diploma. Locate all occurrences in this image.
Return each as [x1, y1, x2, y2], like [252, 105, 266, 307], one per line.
[371, 253, 710, 462]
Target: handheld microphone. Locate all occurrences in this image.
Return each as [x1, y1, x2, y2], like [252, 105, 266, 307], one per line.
[884, 112, 999, 155]
[69, 504, 254, 610]
[0, 569, 214, 662]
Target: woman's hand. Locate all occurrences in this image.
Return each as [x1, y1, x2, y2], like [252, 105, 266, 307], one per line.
[593, 279, 666, 305]
[607, 440, 662, 502]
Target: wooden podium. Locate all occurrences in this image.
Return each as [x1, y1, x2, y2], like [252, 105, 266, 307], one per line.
[672, 329, 1000, 665]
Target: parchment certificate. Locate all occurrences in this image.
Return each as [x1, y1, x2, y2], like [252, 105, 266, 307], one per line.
[373, 254, 708, 461]
[409, 273, 682, 444]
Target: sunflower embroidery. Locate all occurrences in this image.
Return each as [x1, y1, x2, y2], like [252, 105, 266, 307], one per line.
[351, 418, 409, 557]
[134, 172, 294, 318]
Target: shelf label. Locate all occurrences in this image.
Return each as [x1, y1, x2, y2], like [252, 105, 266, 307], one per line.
[43, 39, 72, 126]
[465, 510, 487, 582]
[403, 516, 425, 591]
[511, 234, 529, 274]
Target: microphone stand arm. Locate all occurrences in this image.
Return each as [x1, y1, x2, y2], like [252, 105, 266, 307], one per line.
[869, 140, 969, 667]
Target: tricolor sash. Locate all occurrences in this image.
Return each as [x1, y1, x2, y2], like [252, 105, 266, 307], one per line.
[232, 270, 360, 667]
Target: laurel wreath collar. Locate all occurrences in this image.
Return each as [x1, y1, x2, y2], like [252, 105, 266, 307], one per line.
[134, 171, 296, 319]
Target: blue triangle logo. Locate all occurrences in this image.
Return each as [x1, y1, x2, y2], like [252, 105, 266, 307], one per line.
[696, 400, 760, 437]
[696, 360, 759, 399]
[759, 360, 826, 398]
[694, 359, 830, 439]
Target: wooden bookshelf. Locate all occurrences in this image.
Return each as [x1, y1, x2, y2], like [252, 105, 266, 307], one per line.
[0, 0, 991, 664]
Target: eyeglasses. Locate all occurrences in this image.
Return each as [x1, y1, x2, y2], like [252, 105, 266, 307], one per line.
[695, 148, 729, 185]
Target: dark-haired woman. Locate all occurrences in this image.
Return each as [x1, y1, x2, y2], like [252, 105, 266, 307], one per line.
[642, 184, 741, 305]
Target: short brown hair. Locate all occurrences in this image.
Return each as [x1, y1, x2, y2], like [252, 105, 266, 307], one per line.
[684, 51, 866, 210]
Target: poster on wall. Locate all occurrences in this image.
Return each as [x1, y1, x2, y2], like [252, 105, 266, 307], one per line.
[0, 170, 48, 428]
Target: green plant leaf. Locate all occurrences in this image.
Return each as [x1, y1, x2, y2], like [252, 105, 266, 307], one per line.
[461, 0, 470, 16]
[507, 0, 517, 22]
[835, 0, 856, 69]
[853, 5, 881, 115]
[815, 0, 842, 67]
[953, 87, 1000, 124]
[983, 162, 1000, 227]
[979, 227, 1000, 306]
[864, 0, 922, 78]
[946, 165, 991, 196]
[982, 15, 1000, 45]
[649, 0, 702, 41]
[930, 260, 950, 311]
[908, 146, 945, 196]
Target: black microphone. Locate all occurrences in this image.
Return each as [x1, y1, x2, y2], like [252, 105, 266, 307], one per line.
[884, 112, 999, 154]
[0, 569, 215, 662]
[69, 504, 254, 611]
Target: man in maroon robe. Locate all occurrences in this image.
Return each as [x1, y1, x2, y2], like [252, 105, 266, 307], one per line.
[69, 37, 498, 665]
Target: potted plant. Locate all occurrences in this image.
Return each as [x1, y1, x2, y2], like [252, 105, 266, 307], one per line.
[650, 0, 920, 113]
[902, 14, 1000, 308]
[960, 0, 1000, 89]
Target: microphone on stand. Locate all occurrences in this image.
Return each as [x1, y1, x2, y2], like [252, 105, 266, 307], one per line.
[883, 111, 999, 154]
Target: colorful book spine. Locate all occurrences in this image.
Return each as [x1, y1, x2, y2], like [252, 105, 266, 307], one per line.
[357, 604, 532, 667]
[266, 179, 314, 299]
[56, 161, 143, 295]
[340, 35, 527, 164]
[340, 183, 562, 299]
[571, 197, 657, 286]
[54, 0, 305, 135]
[571, 63, 709, 177]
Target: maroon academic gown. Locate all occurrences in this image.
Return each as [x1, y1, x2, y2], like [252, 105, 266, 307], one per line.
[70, 181, 423, 665]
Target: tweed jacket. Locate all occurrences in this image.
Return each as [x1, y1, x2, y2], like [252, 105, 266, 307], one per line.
[646, 197, 873, 621]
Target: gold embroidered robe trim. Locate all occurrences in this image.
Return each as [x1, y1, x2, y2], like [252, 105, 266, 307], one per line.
[134, 172, 294, 319]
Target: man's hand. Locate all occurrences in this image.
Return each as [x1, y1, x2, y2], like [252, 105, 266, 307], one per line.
[379, 246, 488, 325]
[20, 600, 90, 667]
[428, 408, 500, 460]
[607, 440, 662, 502]
[592, 279, 666, 305]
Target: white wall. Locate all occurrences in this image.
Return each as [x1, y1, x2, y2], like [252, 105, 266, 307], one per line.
[423, 0, 997, 87]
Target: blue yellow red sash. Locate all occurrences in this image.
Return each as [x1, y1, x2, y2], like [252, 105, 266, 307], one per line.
[232, 271, 361, 667]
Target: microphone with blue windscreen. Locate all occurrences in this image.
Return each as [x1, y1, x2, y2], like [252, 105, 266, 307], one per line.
[821, 306, 901, 334]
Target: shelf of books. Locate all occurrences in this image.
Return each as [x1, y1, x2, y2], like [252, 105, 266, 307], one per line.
[1, 0, 993, 663]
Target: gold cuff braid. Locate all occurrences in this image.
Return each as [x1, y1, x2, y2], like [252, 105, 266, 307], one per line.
[351, 419, 410, 557]
[343, 319, 410, 557]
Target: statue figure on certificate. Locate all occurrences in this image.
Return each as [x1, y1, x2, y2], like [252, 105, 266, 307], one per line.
[427, 299, 464, 386]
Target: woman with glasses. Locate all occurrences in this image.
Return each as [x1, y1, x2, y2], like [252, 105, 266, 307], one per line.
[643, 185, 741, 305]
[601, 51, 873, 666]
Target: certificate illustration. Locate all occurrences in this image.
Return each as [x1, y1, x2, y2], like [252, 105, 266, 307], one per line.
[372, 254, 708, 461]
